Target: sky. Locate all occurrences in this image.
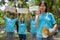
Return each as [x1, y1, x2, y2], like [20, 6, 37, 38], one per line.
[0, 0, 9, 11]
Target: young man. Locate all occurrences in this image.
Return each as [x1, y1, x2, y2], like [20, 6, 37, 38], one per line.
[2, 11, 18, 40]
[30, 15, 37, 40]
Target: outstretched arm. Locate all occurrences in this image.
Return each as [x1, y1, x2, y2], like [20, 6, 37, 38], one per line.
[2, 10, 6, 19]
[49, 24, 57, 35]
[25, 10, 30, 21]
[15, 10, 20, 20]
[36, 8, 41, 27]
[53, 24, 57, 31]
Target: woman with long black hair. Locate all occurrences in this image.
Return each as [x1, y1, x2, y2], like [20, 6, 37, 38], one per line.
[16, 12, 27, 40]
[36, 1, 58, 40]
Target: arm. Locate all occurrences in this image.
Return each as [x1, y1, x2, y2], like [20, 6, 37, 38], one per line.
[49, 24, 57, 35]
[35, 14, 40, 27]
[25, 10, 30, 21]
[50, 13, 57, 31]
[15, 10, 20, 20]
[35, 8, 40, 27]
[49, 13, 57, 35]
[2, 10, 6, 19]
[52, 24, 57, 31]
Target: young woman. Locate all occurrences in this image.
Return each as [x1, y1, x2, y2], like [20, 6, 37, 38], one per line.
[16, 13, 27, 40]
[2, 11, 18, 40]
[36, 1, 57, 40]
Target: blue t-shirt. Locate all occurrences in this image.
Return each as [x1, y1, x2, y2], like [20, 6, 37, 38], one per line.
[30, 18, 37, 33]
[4, 17, 18, 32]
[36, 13, 56, 38]
[18, 20, 27, 34]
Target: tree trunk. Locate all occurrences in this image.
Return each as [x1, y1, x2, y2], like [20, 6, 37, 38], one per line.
[49, 0, 53, 12]
[53, 0, 60, 18]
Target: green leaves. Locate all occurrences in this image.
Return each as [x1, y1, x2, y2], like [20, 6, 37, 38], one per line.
[56, 0, 60, 9]
[0, 0, 60, 23]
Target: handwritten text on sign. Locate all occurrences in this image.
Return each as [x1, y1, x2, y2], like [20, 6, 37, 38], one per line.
[17, 8, 28, 13]
[29, 6, 39, 12]
[5, 6, 16, 12]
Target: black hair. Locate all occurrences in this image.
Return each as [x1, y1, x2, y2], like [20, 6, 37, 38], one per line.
[15, 13, 20, 33]
[15, 21, 18, 32]
[7, 11, 15, 16]
[32, 14, 35, 17]
[9, 13, 15, 16]
[39, 1, 48, 12]
[20, 18, 25, 23]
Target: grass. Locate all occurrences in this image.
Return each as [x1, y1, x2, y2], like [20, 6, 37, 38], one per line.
[0, 32, 31, 40]
[0, 32, 60, 40]
[0, 33, 18, 40]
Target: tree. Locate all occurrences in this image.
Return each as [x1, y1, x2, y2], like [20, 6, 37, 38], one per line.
[53, 0, 60, 18]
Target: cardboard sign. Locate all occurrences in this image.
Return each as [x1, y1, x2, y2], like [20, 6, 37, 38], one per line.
[5, 6, 16, 12]
[29, 6, 39, 12]
[17, 8, 28, 13]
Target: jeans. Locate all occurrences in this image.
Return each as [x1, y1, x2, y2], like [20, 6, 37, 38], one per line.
[30, 33, 36, 40]
[19, 34, 26, 40]
[7, 32, 14, 40]
[37, 36, 54, 40]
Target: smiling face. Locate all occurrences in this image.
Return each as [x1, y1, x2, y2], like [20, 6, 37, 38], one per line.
[39, 2, 47, 13]
[21, 18, 25, 22]
[32, 16, 35, 20]
[10, 15, 14, 19]
[32, 15, 35, 20]
[9, 13, 15, 19]
[39, 4, 46, 13]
